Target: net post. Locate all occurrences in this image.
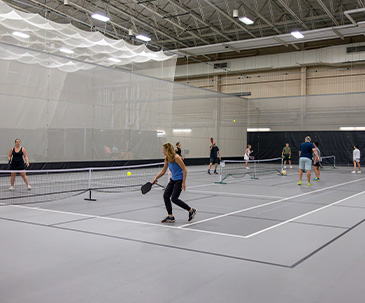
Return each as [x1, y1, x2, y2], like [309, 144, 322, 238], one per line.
[251, 159, 258, 179]
[333, 156, 336, 169]
[84, 168, 96, 201]
[215, 163, 226, 184]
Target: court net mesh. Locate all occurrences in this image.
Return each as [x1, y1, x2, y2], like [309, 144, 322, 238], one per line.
[0, 162, 167, 205]
[217, 157, 283, 183]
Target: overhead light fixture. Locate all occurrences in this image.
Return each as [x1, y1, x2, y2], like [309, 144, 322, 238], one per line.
[233, 9, 239, 18]
[128, 29, 134, 36]
[12, 31, 30, 39]
[59, 48, 74, 54]
[157, 130, 166, 137]
[91, 13, 110, 22]
[64, 0, 70, 5]
[291, 31, 304, 39]
[173, 129, 192, 133]
[239, 17, 254, 25]
[340, 127, 365, 131]
[136, 34, 151, 42]
[108, 58, 121, 63]
[247, 128, 271, 132]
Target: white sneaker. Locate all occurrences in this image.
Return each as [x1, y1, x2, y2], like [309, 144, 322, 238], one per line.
[358, 171, 362, 174]
[290, 166, 293, 169]
[284, 166, 287, 169]
[246, 167, 250, 169]
[351, 171, 356, 174]
[9, 186, 14, 190]
[27, 185, 32, 190]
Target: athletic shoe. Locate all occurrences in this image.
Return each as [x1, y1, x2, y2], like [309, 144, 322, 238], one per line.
[9, 186, 14, 190]
[308, 183, 312, 186]
[284, 166, 286, 169]
[161, 216, 175, 223]
[246, 167, 250, 169]
[214, 171, 218, 175]
[290, 166, 293, 169]
[351, 171, 356, 174]
[314, 178, 320, 181]
[208, 170, 211, 175]
[188, 208, 197, 221]
[27, 185, 32, 190]
[297, 181, 302, 185]
[358, 171, 362, 174]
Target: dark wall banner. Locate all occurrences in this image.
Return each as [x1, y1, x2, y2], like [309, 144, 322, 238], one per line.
[247, 131, 365, 165]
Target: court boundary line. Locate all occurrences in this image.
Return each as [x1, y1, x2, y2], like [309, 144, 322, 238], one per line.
[1, 177, 364, 240]
[178, 177, 365, 229]
[245, 190, 365, 238]
[0, 215, 291, 268]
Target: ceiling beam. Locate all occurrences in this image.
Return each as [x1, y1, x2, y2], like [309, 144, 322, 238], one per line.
[238, 0, 282, 35]
[277, 0, 310, 31]
[201, 0, 257, 38]
[316, 0, 339, 26]
[131, 0, 211, 45]
[166, 0, 232, 41]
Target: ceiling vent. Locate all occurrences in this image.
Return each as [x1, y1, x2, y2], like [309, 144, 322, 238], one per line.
[347, 46, 365, 53]
[213, 62, 228, 69]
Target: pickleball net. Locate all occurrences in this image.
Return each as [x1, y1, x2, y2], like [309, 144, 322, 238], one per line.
[0, 162, 167, 205]
[217, 157, 283, 183]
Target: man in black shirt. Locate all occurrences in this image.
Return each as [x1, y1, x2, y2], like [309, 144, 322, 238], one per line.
[208, 141, 221, 175]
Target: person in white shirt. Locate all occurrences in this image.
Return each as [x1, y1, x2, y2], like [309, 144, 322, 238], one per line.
[352, 145, 361, 174]
[244, 144, 253, 169]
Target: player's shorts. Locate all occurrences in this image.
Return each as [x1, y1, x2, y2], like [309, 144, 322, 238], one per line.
[313, 161, 321, 167]
[210, 158, 220, 165]
[283, 154, 290, 161]
[299, 157, 312, 171]
[353, 158, 360, 163]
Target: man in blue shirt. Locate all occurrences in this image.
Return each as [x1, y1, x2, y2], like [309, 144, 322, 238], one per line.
[297, 136, 319, 186]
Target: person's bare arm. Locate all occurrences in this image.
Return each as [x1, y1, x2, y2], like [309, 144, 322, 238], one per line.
[23, 148, 30, 167]
[8, 148, 13, 162]
[153, 160, 168, 183]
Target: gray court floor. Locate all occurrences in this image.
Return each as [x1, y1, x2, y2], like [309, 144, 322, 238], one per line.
[1, 165, 365, 303]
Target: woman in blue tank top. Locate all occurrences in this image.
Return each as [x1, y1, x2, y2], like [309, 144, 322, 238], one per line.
[7, 138, 31, 190]
[153, 143, 197, 223]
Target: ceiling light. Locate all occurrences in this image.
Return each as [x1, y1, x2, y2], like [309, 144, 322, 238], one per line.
[108, 58, 121, 63]
[239, 17, 254, 25]
[59, 48, 74, 54]
[247, 128, 271, 132]
[136, 34, 151, 42]
[91, 13, 110, 22]
[340, 127, 365, 131]
[12, 31, 30, 39]
[64, 0, 70, 5]
[173, 129, 192, 133]
[291, 31, 304, 39]
[233, 9, 239, 18]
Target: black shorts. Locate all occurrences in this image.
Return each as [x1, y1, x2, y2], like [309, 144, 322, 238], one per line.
[210, 158, 220, 165]
[283, 154, 290, 161]
[313, 162, 321, 167]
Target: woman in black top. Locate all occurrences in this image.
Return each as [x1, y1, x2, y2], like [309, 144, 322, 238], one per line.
[8, 139, 31, 190]
[175, 142, 184, 161]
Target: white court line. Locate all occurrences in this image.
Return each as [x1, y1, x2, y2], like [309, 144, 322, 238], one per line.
[187, 189, 285, 200]
[7, 204, 249, 239]
[2, 177, 364, 241]
[178, 177, 365, 228]
[244, 190, 365, 238]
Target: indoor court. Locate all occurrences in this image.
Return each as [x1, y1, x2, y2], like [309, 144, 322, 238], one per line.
[1, 165, 365, 302]
[1, 0, 365, 302]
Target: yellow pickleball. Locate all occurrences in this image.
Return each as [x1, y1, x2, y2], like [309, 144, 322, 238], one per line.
[127, 171, 132, 176]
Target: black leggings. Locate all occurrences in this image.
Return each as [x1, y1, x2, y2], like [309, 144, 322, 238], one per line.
[163, 179, 191, 215]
